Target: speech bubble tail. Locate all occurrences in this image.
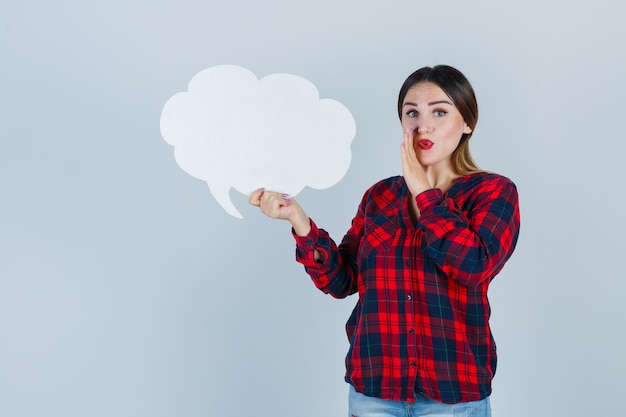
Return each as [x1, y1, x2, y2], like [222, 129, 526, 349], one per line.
[208, 183, 243, 219]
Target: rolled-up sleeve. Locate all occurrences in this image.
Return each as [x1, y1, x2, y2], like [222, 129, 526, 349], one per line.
[415, 176, 520, 287]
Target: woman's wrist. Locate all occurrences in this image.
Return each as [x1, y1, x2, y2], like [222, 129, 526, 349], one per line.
[290, 210, 311, 237]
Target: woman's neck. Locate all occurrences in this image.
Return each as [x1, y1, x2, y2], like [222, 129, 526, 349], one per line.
[423, 164, 459, 194]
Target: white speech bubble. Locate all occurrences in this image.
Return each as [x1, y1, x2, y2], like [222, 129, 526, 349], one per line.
[160, 65, 356, 218]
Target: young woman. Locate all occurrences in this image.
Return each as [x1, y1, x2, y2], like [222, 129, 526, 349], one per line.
[249, 65, 520, 417]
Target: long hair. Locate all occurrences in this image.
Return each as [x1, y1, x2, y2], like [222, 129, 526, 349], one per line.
[397, 65, 481, 175]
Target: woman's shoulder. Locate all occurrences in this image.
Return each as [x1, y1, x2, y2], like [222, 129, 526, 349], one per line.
[354, 176, 406, 212]
[456, 171, 517, 190]
[364, 175, 405, 195]
[451, 171, 519, 205]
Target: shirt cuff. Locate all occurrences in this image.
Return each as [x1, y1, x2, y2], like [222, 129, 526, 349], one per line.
[293, 219, 330, 267]
[292, 218, 319, 244]
[415, 188, 444, 212]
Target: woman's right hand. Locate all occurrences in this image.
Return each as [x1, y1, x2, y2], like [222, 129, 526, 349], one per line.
[248, 189, 311, 236]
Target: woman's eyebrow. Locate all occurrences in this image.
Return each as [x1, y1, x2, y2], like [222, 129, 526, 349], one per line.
[403, 100, 454, 107]
[428, 100, 453, 106]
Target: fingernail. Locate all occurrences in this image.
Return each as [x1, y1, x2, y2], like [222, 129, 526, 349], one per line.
[281, 193, 289, 198]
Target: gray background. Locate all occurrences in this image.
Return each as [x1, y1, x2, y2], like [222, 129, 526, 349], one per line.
[1, 1, 624, 416]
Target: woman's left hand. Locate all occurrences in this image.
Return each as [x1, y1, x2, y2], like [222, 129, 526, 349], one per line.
[401, 127, 432, 196]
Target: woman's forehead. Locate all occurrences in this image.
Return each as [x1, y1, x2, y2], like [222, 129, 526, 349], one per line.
[404, 82, 451, 103]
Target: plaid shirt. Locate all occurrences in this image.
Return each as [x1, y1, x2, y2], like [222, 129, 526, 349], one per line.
[293, 172, 520, 403]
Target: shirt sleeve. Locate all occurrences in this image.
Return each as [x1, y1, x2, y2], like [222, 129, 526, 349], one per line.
[292, 195, 367, 299]
[415, 176, 520, 287]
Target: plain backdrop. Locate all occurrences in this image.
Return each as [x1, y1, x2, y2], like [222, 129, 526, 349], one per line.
[1, 1, 624, 416]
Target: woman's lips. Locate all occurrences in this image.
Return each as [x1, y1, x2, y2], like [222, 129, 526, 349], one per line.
[417, 139, 433, 150]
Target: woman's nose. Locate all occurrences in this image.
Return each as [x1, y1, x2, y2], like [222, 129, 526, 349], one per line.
[416, 124, 433, 134]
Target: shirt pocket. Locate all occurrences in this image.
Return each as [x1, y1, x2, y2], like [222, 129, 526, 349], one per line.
[360, 215, 397, 256]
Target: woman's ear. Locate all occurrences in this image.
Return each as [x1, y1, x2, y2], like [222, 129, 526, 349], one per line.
[463, 124, 472, 134]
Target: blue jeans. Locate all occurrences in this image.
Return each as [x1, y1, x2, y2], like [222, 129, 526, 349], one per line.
[348, 385, 492, 417]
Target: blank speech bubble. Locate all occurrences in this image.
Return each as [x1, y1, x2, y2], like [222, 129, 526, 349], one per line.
[160, 65, 356, 218]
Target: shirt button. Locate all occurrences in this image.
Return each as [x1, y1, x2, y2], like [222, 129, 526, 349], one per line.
[405, 261, 410, 267]
[407, 295, 412, 301]
[411, 362, 416, 367]
[409, 328, 414, 334]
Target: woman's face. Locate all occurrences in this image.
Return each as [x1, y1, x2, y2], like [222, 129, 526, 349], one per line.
[400, 82, 472, 169]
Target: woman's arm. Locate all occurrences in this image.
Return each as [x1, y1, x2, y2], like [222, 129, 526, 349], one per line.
[293, 217, 361, 298]
[249, 188, 362, 298]
[415, 176, 520, 287]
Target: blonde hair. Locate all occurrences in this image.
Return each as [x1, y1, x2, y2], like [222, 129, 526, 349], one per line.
[451, 136, 482, 175]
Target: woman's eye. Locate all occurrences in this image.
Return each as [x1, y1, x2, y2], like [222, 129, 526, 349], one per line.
[407, 110, 417, 118]
[434, 110, 447, 117]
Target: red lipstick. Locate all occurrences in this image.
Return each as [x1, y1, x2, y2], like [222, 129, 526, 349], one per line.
[417, 139, 433, 150]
